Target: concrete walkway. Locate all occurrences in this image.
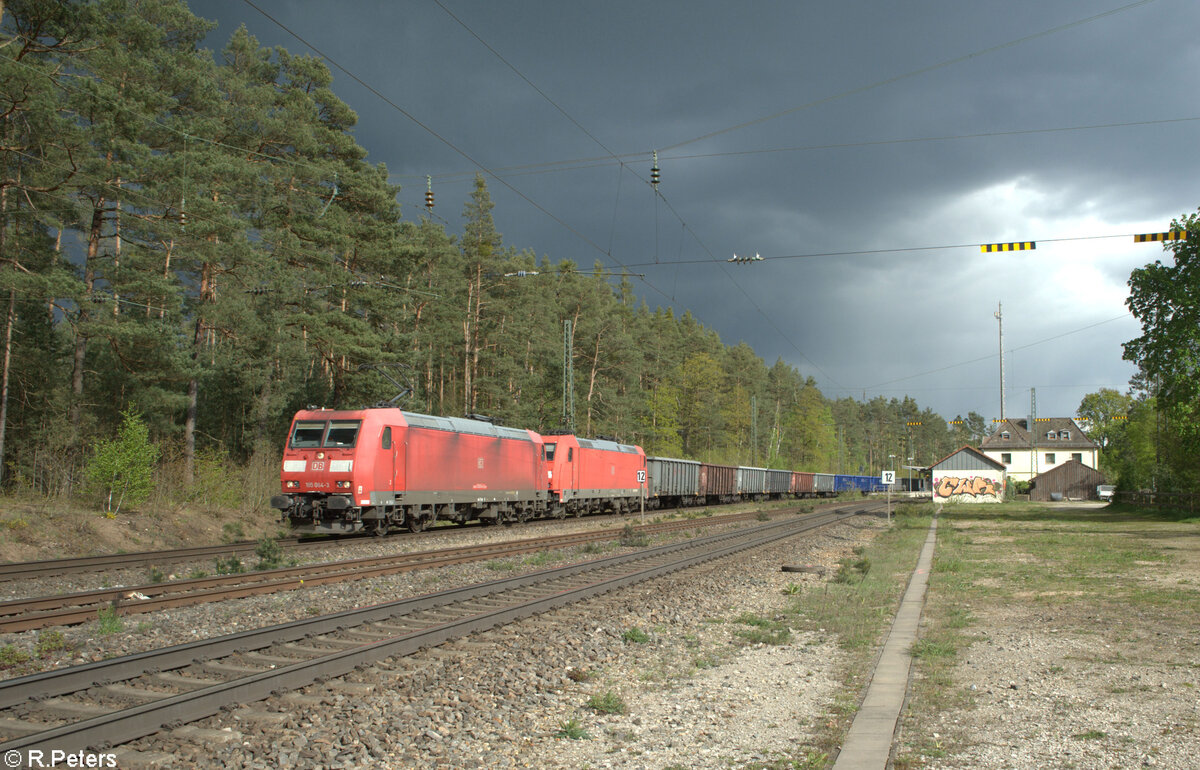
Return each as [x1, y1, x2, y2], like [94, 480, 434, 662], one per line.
[831, 517, 939, 770]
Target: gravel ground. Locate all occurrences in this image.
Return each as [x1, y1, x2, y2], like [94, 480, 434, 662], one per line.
[76, 514, 885, 769]
[909, 607, 1200, 770]
[0, 510, 782, 676]
[899, 509, 1200, 770]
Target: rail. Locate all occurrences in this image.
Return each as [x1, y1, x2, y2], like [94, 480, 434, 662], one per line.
[0, 505, 874, 757]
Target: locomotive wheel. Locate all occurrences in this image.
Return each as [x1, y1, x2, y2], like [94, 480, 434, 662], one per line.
[407, 515, 428, 533]
[371, 521, 389, 537]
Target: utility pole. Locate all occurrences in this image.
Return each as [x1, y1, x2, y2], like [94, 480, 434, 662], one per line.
[562, 319, 574, 433]
[751, 395, 757, 467]
[1030, 387, 1037, 484]
[995, 302, 1006, 421]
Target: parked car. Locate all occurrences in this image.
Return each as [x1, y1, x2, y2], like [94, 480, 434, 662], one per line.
[1097, 485, 1115, 501]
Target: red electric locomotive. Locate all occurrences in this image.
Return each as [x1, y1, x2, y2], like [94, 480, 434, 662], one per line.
[542, 434, 646, 517]
[272, 408, 547, 535]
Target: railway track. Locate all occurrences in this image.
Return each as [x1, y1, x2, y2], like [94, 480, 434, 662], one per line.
[0, 504, 781, 584]
[0, 504, 874, 758]
[0, 510, 774, 633]
[0, 535, 359, 583]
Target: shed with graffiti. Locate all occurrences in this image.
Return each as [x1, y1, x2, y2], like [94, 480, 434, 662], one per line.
[927, 445, 1006, 503]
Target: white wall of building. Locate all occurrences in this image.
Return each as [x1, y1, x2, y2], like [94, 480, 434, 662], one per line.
[981, 446, 1098, 483]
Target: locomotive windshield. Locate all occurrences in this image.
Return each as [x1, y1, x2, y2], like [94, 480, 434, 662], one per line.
[290, 421, 326, 448]
[324, 420, 361, 447]
[288, 419, 362, 448]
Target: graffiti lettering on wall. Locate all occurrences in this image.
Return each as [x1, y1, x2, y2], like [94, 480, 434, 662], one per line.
[936, 476, 999, 498]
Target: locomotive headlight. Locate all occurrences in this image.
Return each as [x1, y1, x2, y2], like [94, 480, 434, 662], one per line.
[286, 480, 299, 489]
[336, 480, 350, 489]
[317, 451, 325, 460]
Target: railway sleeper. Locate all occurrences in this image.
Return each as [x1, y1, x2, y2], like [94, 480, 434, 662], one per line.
[241, 650, 305, 666]
[203, 660, 269, 677]
[102, 684, 167, 704]
[38, 697, 112, 719]
[0, 716, 53, 738]
[154, 672, 224, 690]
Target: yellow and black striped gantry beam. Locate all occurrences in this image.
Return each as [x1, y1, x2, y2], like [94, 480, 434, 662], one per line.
[1133, 230, 1187, 242]
[980, 232, 1188, 251]
[980, 241, 1036, 252]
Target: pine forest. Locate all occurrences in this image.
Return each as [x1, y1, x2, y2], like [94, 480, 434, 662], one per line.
[0, 0, 1193, 510]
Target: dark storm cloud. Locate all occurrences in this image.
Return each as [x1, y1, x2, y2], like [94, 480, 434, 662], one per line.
[191, 0, 1197, 422]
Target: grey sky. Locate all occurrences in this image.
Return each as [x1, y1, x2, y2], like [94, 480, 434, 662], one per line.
[192, 0, 1196, 423]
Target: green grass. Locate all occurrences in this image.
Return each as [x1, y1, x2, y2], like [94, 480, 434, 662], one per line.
[780, 512, 932, 763]
[0, 645, 31, 671]
[214, 555, 244, 575]
[787, 513, 932, 651]
[555, 718, 590, 740]
[522, 550, 557, 566]
[619, 523, 649, 547]
[621, 627, 650, 644]
[1072, 730, 1107, 741]
[893, 501, 1199, 769]
[97, 606, 124, 635]
[586, 690, 627, 714]
[34, 630, 72, 656]
[484, 559, 518, 571]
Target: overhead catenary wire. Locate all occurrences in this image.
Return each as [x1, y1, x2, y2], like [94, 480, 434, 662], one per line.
[623, 230, 1187, 268]
[412, 0, 849, 391]
[860, 312, 1135, 392]
[394, 115, 1200, 185]
[238, 0, 676, 304]
[657, 0, 1160, 152]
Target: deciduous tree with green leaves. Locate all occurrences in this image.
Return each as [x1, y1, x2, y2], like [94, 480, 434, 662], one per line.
[85, 407, 160, 515]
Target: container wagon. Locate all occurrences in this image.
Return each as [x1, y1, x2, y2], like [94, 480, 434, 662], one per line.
[645, 456, 702, 509]
[700, 463, 737, 504]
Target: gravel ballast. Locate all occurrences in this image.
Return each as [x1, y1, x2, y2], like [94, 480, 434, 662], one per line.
[99, 515, 885, 768]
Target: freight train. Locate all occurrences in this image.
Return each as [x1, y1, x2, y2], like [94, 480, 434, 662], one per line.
[271, 406, 887, 535]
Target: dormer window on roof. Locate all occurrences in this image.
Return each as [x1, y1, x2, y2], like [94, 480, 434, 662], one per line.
[1062, 431, 1070, 440]
[1001, 431, 1010, 440]
[1046, 431, 1056, 440]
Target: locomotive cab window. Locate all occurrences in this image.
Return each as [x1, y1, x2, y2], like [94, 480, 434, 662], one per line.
[381, 427, 392, 450]
[544, 444, 556, 461]
[324, 420, 361, 447]
[290, 420, 326, 448]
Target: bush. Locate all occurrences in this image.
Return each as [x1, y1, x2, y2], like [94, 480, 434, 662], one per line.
[619, 523, 649, 548]
[84, 408, 160, 516]
[214, 555, 244, 575]
[97, 607, 124, 635]
[254, 538, 285, 571]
